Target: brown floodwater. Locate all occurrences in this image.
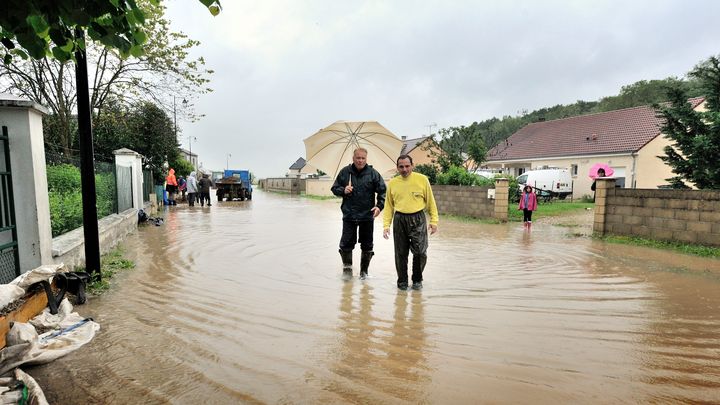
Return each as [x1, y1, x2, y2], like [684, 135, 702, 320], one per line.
[28, 190, 720, 404]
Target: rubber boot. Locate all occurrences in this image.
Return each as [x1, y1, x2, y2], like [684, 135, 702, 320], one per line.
[339, 250, 353, 278]
[360, 251, 374, 280]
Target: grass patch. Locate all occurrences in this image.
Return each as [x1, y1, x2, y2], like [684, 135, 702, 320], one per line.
[301, 193, 338, 200]
[509, 201, 593, 221]
[441, 213, 502, 224]
[599, 235, 720, 258]
[83, 248, 136, 295]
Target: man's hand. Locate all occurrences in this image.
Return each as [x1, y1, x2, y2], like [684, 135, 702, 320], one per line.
[371, 207, 381, 218]
[344, 185, 353, 194]
[429, 224, 438, 235]
[383, 228, 390, 239]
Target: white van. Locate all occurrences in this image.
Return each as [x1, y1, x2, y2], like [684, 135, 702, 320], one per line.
[516, 168, 573, 199]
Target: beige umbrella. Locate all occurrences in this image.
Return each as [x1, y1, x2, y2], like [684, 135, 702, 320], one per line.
[304, 121, 404, 180]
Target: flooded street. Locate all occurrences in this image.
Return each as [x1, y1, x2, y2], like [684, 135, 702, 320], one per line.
[29, 190, 720, 404]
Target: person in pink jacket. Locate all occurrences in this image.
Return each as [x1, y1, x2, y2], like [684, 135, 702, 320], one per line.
[518, 185, 538, 228]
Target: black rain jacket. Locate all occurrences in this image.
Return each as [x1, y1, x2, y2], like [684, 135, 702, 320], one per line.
[331, 163, 386, 221]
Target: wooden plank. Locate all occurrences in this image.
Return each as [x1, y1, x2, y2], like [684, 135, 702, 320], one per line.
[0, 291, 48, 348]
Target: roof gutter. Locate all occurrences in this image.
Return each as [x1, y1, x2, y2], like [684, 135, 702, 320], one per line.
[486, 151, 634, 164]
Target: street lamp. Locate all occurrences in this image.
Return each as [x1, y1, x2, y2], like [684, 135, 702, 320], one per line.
[226, 153, 231, 171]
[188, 135, 197, 169]
[173, 96, 188, 144]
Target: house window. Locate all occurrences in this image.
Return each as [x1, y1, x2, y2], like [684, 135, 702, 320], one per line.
[517, 168, 526, 176]
[571, 164, 578, 176]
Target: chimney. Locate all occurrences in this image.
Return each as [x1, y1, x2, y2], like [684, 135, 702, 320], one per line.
[401, 136, 407, 141]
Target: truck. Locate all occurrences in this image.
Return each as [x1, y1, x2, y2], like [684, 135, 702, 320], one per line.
[215, 169, 253, 201]
[516, 168, 573, 200]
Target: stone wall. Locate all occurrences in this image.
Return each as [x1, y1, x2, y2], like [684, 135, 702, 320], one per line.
[593, 178, 720, 246]
[260, 178, 305, 194]
[52, 208, 139, 270]
[432, 179, 509, 221]
[305, 178, 334, 197]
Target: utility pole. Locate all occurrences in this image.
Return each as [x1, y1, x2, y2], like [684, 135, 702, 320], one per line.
[226, 153, 231, 171]
[74, 28, 101, 279]
[173, 96, 177, 144]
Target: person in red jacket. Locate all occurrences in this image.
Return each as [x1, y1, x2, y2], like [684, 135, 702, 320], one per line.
[518, 185, 537, 229]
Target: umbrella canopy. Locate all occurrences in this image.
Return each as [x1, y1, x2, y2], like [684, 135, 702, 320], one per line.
[304, 121, 404, 179]
[589, 163, 614, 179]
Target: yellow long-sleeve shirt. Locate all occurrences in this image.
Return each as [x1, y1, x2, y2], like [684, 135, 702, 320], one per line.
[383, 172, 439, 228]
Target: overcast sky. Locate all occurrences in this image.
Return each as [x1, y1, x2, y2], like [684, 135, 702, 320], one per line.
[165, 0, 720, 178]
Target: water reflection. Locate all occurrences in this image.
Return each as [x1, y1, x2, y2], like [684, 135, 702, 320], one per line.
[385, 292, 429, 397]
[325, 282, 430, 403]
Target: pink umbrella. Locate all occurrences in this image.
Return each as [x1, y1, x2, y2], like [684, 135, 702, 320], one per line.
[589, 163, 614, 179]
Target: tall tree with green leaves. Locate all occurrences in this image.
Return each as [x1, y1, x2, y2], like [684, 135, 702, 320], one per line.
[127, 101, 178, 182]
[0, 0, 220, 63]
[655, 56, 720, 189]
[1, 0, 216, 154]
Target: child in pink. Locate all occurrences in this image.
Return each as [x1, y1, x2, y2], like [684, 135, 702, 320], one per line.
[518, 185, 538, 228]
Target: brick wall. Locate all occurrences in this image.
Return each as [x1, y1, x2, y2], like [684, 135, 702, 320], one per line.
[432, 179, 509, 221]
[593, 179, 720, 246]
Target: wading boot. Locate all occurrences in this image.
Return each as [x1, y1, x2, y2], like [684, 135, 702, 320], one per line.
[339, 250, 353, 279]
[359, 251, 374, 280]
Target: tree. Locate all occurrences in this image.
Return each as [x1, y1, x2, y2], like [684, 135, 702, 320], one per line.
[1, 0, 216, 154]
[0, 0, 220, 63]
[1, 0, 220, 276]
[414, 164, 438, 184]
[126, 101, 178, 182]
[655, 56, 720, 189]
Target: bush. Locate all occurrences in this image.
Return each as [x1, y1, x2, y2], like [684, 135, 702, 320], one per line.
[48, 191, 83, 236]
[95, 171, 116, 217]
[47, 164, 118, 236]
[46, 164, 81, 192]
[436, 166, 483, 186]
[414, 164, 438, 184]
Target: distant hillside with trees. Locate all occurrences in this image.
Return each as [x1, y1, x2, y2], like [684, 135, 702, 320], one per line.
[435, 73, 707, 170]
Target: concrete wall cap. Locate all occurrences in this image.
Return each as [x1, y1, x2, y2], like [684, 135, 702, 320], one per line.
[113, 147, 143, 157]
[0, 93, 49, 115]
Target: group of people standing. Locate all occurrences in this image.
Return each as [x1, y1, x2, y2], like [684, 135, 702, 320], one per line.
[165, 169, 214, 207]
[331, 148, 439, 291]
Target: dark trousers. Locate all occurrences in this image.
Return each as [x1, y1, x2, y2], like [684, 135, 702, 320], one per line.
[188, 192, 196, 206]
[199, 192, 210, 205]
[523, 209, 533, 222]
[393, 211, 428, 284]
[339, 220, 374, 252]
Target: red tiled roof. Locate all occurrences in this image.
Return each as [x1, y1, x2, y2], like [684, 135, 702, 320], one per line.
[486, 97, 705, 161]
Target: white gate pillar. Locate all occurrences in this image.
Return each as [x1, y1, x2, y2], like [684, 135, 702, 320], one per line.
[0, 94, 53, 271]
[113, 148, 144, 210]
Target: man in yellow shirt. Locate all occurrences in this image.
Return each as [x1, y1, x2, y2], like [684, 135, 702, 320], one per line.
[383, 155, 438, 290]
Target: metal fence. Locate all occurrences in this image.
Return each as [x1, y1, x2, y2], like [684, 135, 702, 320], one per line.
[45, 151, 119, 237]
[116, 165, 133, 212]
[143, 169, 153, 202]
[0, 126, 19, 283]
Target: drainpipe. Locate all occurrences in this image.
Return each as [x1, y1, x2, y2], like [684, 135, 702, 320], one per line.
[630, 152, 637, 188]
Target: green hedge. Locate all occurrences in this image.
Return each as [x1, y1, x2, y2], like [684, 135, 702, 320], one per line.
[47, 164, 116, 237]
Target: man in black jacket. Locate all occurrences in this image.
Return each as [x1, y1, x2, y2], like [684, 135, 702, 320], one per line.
[331, 148, 386, 279]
